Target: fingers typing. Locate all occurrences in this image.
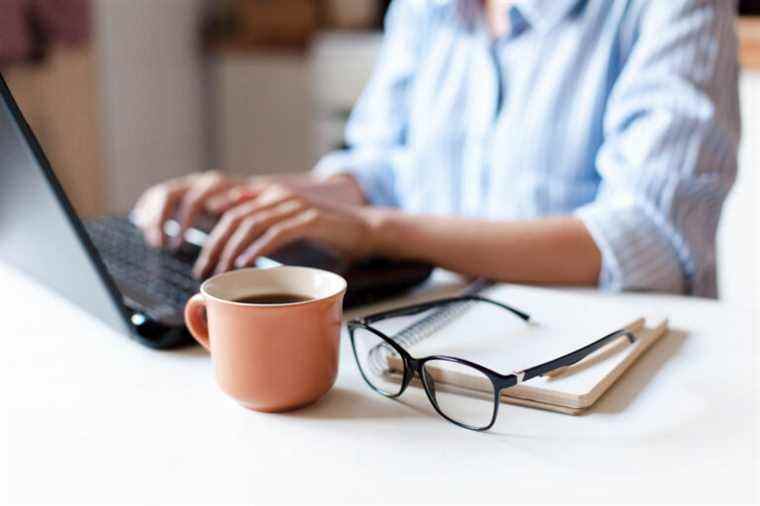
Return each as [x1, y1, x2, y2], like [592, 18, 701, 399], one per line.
[192, 187, 306, 278]
[235, 209, 320, 268]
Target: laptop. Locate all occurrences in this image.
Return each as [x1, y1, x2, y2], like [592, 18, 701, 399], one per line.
[0, 74, 431, 349]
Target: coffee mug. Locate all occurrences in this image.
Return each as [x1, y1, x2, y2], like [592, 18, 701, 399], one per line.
[184, 266, 347, 412]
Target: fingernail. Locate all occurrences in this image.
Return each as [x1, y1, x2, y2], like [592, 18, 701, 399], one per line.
[234, 256, 247, 269]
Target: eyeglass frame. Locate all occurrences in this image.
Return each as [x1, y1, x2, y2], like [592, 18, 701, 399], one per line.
[347, 295, 636, 431]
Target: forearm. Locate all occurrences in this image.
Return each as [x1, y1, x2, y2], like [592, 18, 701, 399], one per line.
[367, 210, 601, 285]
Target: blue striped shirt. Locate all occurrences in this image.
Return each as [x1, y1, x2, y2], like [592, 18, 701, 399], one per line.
[315, 0, 741, 297]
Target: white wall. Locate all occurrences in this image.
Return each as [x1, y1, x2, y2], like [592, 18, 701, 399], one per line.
[718, 72, 759, 308]
[96, 0, 209, 213]
[311, 32, 382, 157]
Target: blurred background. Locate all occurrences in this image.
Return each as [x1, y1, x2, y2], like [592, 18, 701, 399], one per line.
[0, 0, 758, 304]
[0, 0, 394, 217]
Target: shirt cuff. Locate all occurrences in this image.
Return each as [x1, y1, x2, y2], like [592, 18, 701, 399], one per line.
[575, 199, 686, 294]
[313, 150, 399, 207]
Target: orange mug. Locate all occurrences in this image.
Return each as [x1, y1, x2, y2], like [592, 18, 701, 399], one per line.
[185, 266, 347, 412]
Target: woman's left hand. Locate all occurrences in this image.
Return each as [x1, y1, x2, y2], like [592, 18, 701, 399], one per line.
[192, 183, 378, 278]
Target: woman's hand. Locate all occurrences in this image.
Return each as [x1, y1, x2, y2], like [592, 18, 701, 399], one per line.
[192, 184, 377, 278]
[132, 171, 364, 250]
[132, 171, 242, 248]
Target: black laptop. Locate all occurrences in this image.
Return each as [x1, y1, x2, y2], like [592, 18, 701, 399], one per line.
[0, 74, 431, 349]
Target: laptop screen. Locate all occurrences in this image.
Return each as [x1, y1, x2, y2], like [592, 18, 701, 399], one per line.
[0, 74, 132, 337]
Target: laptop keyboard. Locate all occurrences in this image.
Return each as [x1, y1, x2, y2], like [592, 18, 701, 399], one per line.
[84, 216, 200, 317]
[84, 216, 434, 321]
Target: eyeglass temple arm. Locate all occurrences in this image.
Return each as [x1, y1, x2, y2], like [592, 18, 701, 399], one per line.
[362, 295, 530, 324]
[513, 320, 642, 384]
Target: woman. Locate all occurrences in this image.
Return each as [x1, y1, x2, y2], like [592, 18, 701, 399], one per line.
[133, 0, 740, 297]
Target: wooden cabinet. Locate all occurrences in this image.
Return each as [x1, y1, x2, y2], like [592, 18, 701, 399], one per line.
[739, 18, 760, 70]
[209, 51, 314, 178]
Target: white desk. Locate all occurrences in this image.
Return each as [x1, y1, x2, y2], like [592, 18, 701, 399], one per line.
[4, 263, 756, 503]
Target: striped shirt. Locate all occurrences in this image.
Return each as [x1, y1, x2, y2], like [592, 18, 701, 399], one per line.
[315, 0, 741, 297]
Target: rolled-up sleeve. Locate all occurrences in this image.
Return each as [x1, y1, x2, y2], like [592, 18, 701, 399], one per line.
[575, 0, 740, 297]
[313, 0, 422, 207]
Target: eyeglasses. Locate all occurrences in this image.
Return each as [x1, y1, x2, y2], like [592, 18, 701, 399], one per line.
[348, 295, 636, 431]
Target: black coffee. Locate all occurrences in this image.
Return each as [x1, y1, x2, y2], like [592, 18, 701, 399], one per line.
[233, 293, 313, 304]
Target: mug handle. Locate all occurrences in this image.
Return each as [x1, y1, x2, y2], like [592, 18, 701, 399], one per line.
[185, 293, 210, 351]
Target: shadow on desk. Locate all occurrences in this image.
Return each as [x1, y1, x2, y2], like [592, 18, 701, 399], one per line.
[591, 328, 688, 414]
[481, 328, 689, 438]
[278, 387, 438, 421]
[173, 328, 688, 422]
[172, 346, 206, 358]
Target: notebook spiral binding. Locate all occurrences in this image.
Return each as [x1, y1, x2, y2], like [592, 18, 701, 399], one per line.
[392, 278, 492, 348]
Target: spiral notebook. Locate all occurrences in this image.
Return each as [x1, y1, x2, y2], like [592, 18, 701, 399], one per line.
[381, 284, 669, 415]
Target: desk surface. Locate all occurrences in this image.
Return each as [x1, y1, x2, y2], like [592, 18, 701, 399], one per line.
[4, 263, 756, 503]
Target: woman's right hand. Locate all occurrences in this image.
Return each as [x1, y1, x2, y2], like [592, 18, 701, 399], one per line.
[132, 170, 365, 252]
[132, 171, 242, 248]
